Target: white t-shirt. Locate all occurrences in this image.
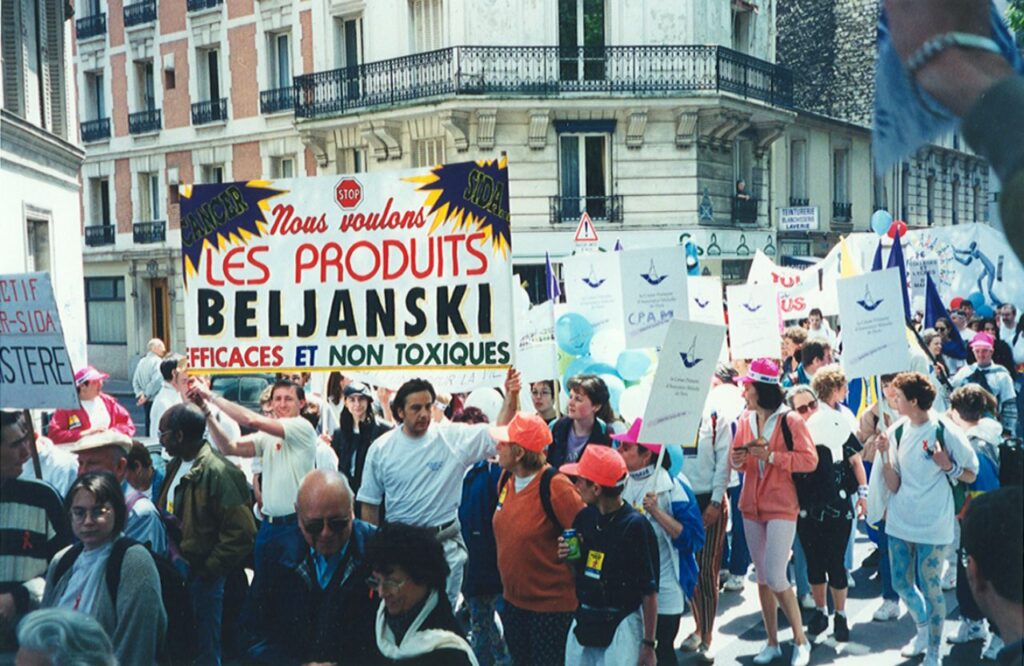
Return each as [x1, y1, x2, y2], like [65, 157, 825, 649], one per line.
[356, 423, 496, 526]
[150, 383, 182, 437]
[165, 459, 195, 514]
[315, 441, 339, 471]
[252, 417, 318, 518]
[884, 414, 979, 545]
[623, 467, 686, 615]
[81, 398, 110, 431]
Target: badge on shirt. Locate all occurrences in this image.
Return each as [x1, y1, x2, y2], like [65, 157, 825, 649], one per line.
[68, 414, 81, 430]
[584, 550, 605, 580]
[496, 484, 508, 511]
[633, 501, 646, 516]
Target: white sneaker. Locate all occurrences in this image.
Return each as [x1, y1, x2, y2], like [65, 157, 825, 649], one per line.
[873, 599, 901, 622]
[982, 633, 1005, 660]
[941, 567, 957, 590]
[791, 641, 811, 666]
[752, 643, 783, 664]
[901, 623, 930, 658]
[680, 633, 702, 652]
[799, 593, 816, 610]
[948, 618, 988, 644]
[723, 574, 745, 592]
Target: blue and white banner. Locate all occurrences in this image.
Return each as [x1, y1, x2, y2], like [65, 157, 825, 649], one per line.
[726, 283, 781, 360]
[837, 268, 912, 378]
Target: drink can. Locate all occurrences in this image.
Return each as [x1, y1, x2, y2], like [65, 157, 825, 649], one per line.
[563, 529, 581, 561]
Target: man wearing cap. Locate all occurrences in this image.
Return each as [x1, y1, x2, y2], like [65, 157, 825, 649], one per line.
[951, 332, 1018, 434]
[70, 430, 168, 556]
[357, 370, 520, 609]
[559, 445, 660, 666]
[133, 338, 166, 435]
[48, 366, 136, 444]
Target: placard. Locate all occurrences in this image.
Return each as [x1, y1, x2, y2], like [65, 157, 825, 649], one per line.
[0, 272, 79, 408]
[514, 299, 558, 384]
[562, 251, 625, 349]
[639, 320, 725, 445]
[619, 247, 689, 348]
[748, 248, 842, 318]
[726, 282, 782, 360]
[836, 268, 911, 378]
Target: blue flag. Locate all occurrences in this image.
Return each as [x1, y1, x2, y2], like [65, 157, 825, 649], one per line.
[886, 230, 911, 321]
[925, 273, 967, 360]
[871, 240, 883, 272]
[545, 251, 561, 303]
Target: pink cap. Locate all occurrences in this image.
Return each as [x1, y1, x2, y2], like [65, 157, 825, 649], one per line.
[736, 358, 781, 385]
[610, 417, 662, 454]
[74, 366, 109, 387]
[969, 332, 995, 350]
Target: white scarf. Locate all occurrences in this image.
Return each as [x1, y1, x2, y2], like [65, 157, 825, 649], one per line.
[57, 542, 113, 613]
[375, 589, 479, 665]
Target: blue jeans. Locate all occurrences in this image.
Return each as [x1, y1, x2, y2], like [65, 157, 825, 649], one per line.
[190, 575, 226, 665]
[725, 482, 751, 576]
[791, 534, 811, 597]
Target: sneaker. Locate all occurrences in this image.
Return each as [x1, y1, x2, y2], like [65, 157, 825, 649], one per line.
[941, 567, 957, 591]
[873, 599, 901, 622]
[982, 633, 1004, 660]
[846, 572, 857, 589]
[833, 613, 850, 642]
[719, 568, 730, 584]
[948, 619, 988, 644]
[808, 610, 829, 636]
[694, 643, 715, 665]
[752, 643, 783, 664]
[723, 574, 745, 592]
[799, 593, 816, 610]
[791, 641, 811, 666]
[901, 623, 930, 658]
[861, 549, 881, 568]
[680, 633, 702, 652]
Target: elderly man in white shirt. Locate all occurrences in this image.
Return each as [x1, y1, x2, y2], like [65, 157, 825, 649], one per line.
[132, 338, 165, 435]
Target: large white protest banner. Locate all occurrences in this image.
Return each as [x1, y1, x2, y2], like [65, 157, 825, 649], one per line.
[514, 299, 558, 384]
[639, 320, 725, 445]
[726, 282, 782, 360]
[562, 250, 626, 350]
[748, 247, 842, 319]
[179, 160, 515, 392]
[837, 268, 911, 378]
[619, 247, 689, 348]
[0, 273, 79, 408]
[686, 276, 725, 326]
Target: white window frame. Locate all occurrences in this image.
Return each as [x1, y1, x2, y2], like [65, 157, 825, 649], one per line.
[333, 16, 364, 69]
[197, 47, 221, 102]
[789, 139, 807, 202]
[201, 164, 225, 184]
[412, 138, 446, 168]
[272, 156, 296, 179]
[832, 148, 850, 206]
[410, 0, 444, 53]
[25, 214, 52, 274]
[267, 31, 292, 90]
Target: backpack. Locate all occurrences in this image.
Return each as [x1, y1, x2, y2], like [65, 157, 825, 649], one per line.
[999, 437, 1024, 487]
[53, 537, 199, 664]
[497, 467, 563, 530]
[893, 420, 969, 516]
[779, 413, 837, 511]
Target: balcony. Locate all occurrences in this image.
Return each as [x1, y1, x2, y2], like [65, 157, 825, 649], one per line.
[81, 118, 111, 142]
[76, 13, 106, 40]
[187, 0, 222, 11]
[129, 108, 162, 134]
[733, 197, 759, 224]
[191, 98, 227, 125]
[84, 225, 116, 247]
[294, 45, 793, 119]
[548, 195, 623, 225]
[123, 0, 157, 27]
[789, 197, 810, 207]
[833, 201, 853, 222]
[260, 86, 295, 114]
[133, 221, 166, 244]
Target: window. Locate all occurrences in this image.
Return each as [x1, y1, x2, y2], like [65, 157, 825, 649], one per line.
[412, 138, 445, 168]
[514, 264, 561, 305]
[952, 179, 959, 225]
[558, 0, 605, 81]
[198, 48, 221, 101]
[91, 178, 111, 225]
[138, 172, 161, 221]
[201, 164, 225, 183]
[789, 140, 807, 203]
[926, 175, 935, 225]
[559, 133, 610, 219]
[734, 139, 754, 195]
[833, 148, 849, 204]
[272, 156, 295, 179]
[873, 173, 889, 212]
[732, 7, 751, 53]
[26, 218, 51, 273]
[164, 68, 176, 90]
[973, 183, 981, 222]
[135, 60, 155, 109]
[901, 162, 910, 220]
[410, 0, 444, 53]
[268, 32, 291, 90]
[334, 17, 363, 69]
[85, 277, 127, 345]
[86, 71, 105, 119]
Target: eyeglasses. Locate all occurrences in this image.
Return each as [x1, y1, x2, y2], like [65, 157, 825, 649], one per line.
[795, 400, 818, 415]
[530, 390, 552, 397]
[70, 506, 112, 522]
[302, 517, 351, 535]
[366, 576, 409, 593]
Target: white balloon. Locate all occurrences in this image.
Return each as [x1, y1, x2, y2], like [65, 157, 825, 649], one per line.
[588, 327, 621, 367]
[618, 384, 651, 423]
[465, 388, 505, 423]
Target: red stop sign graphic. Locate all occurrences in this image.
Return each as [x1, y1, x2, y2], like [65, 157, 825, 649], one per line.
[335, 177, 362, 209]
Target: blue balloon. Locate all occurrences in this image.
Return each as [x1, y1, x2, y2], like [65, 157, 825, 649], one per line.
[664, 444, 685, 478]
[976, 304, 994, 318]
[967, 292, 986, 309]
[870, 210, 893, 236]
[599, 374, 625, 414]
[555, 313, 593, 356]
[616, 350, 652, 382]
[562, 355, 595, 388]
[684, 241, 701, 276]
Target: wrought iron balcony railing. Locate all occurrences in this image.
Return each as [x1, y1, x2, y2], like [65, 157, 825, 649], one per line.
[733, 197, 759, 224]
[124, 0, 157, 27]
[789, 197, 810, 207]
[191, 98, 227, 125]
[76, 13, 106, 40]
[833, 201, 853, 222]
[260, 86, 295, 114]
[548, 195, 623, 225]
[129, 108, 162, 134]
[295, 45, 793, 119]
[81, 118, 111, 142]
[85, 225, 116, 247]
[187, 0, 222, 12]
[133, 221, 166, 244]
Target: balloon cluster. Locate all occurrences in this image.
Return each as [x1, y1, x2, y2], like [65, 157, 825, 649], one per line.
[869, 210, 908, 239]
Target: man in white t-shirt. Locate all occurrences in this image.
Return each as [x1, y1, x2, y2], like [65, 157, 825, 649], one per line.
[357, 369, 520, 607]
[189, 378, 317, 574]
[149, 356, 188, 441]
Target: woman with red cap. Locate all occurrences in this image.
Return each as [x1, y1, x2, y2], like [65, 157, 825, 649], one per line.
[491, 412, 585, 666]
[48, 366, 136, 444]
[730, 358, 817, 666]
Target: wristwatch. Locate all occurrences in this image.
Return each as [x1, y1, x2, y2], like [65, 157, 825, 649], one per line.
[641, 638, 656, 649]
[710, 500, 722, 509]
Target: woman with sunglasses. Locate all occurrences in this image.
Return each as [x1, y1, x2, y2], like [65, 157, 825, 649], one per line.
[933, 317, 968, 375]
[367, 522, 476, 665]
[42, 472, 166, 666]
[874, 372, 979, 666]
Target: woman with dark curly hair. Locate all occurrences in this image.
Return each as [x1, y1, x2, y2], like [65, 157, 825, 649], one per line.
[366, 522, 476, 665]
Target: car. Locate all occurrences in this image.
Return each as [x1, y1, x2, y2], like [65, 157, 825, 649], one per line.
[209, 373, 277, 415]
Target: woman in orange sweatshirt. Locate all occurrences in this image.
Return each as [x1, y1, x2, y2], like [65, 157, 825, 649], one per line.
[730, 358, 818, 666]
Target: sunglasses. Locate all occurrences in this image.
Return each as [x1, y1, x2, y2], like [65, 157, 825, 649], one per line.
[795, 400, 818, 415]
[935, 326, 947, 332]
[302, 517, 350, 534]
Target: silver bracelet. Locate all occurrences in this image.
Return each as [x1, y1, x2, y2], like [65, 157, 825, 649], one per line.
[906, 32, 1003, 75]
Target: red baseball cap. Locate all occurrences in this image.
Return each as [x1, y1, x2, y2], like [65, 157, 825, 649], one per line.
[489, 412, 553, 453]
[610, 417, 662, 454]
[560, 445, 627, 487]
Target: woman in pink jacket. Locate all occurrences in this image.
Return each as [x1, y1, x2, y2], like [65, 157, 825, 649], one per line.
[48, 366, 135, 444]
[730, 358, 818, 666]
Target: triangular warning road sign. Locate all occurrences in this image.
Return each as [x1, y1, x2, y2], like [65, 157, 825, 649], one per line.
[574, 212, 599, 243]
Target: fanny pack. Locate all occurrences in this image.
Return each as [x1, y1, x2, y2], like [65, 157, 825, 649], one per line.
[573, 606, 632, 648]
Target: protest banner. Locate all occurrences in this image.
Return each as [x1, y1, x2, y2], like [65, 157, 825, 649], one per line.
[748, 247, 842, 319]
[686, 275, 728, 361]
[639, 320, 725, 445]
[0, 272, 78, 409]
[179, 159, 515, 392]
[512, 293, 558, 384]
[837, 268, 912, 378]
[726, 282, 782, 360]
[619, 246, 689, 348]
[562, 249, 625, 350]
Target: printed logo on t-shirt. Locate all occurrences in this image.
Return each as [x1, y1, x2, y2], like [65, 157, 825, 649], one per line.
[426, 461, 443, 472]
[68, 414, 81, 430]
[584, 550, 605, 580]
[496, 484, 508, 510]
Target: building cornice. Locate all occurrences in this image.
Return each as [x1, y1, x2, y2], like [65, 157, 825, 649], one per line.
[0, 109, 85, 184]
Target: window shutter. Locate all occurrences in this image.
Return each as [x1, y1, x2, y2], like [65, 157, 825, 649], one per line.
[2, 0, 23, 114]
